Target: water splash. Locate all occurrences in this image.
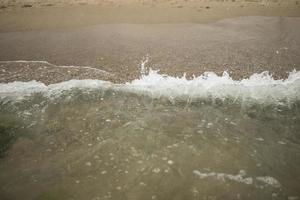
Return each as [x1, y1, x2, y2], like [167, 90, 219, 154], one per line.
[0, 61, 299, 105]
[140, 55, 149, 77]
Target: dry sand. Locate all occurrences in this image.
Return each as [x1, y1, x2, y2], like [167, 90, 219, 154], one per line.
[1, 0, 300, 32]
[0, 0, 300, 84]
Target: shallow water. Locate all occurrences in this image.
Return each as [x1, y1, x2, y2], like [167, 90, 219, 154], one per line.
[0, 70, 300, 200]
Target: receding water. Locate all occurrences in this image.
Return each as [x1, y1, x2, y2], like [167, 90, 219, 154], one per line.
[0, 69, 300, 200]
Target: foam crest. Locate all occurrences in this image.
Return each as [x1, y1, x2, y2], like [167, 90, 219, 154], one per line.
[0, 68, 300, 104]
[127, 69, 300, 103]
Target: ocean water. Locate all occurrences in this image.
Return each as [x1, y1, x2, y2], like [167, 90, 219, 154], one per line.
[0, 64, 300, 200]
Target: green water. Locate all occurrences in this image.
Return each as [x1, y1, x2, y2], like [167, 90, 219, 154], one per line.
[0, 89, 299, 200]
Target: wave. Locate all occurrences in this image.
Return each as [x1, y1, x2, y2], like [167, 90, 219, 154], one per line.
[128, 69, 300, 103]
[0, 61, 300, 105]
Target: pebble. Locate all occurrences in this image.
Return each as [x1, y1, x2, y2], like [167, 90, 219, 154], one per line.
[116, 186, 122, 190]
[278, 141, 287, 145]
[255, 137, 264, 141]
[153, 168, 161, 173]
[288, 197, 299, 200]
[139, 182, 147, 186]
[167, 160, 174, 165]
[197, 130, 203, 134]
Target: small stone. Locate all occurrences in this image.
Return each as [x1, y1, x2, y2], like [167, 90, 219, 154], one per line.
[288, 197, 299, 200]
[255, 137, 264, 141]
[167, 160, 174, 165]
[230, 121, 237, 126]
[139, 182, 147, 186]
[101, 170, 107, 174]
[116, 186, 122, 190]
[153, 168, 161, 173]
[278, 141, 287, 145]
[85, 162, 92, 167]
[272, 193, 278, 197]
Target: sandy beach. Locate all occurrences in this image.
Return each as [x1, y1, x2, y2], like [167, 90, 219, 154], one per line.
[0, 0, 300, 84]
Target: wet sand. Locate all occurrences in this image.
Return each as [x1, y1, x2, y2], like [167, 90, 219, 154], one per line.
[0, 0, 300, 84]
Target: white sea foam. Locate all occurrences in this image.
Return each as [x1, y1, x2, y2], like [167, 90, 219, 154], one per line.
[0, 61, 300, 104]
[193, 170, 253, 185]
[256, 176, 281, 188]
[193, 170, 281, 188]
[127, 69, 300, 103]
[0, 80, 110, 99]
